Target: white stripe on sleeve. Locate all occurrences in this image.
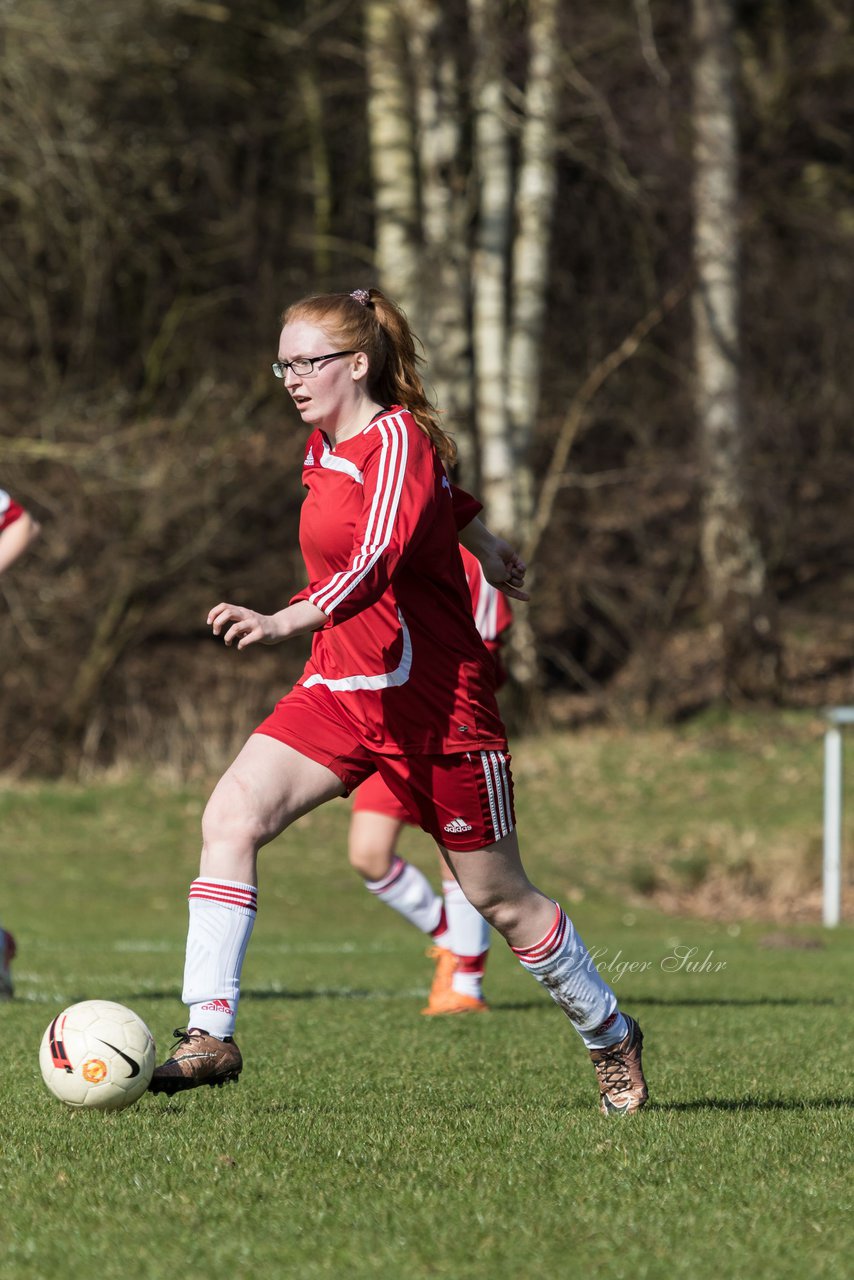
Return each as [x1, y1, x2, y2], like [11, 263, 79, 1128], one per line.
[309, 413, 409, 616]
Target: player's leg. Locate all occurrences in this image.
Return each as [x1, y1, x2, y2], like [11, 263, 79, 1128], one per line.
[421, 849, 490, 1015]
[349, 776, 456, 1009]
[349, 776, 450, 942]
[0, 924, 16, 1000]
[441, 832, 648, 1115]
[390, 748, 647, 1114]
[150, 733, 347, 1095]
[348, 808, 406, 883]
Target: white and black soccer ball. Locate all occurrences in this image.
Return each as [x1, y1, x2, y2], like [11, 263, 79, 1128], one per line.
[39, 1000, 156, 1111]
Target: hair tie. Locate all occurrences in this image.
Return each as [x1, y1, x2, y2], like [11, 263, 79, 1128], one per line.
[350, 288, 371, 307]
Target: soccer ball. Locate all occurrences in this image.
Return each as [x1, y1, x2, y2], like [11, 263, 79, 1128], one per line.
[39, 1000, 156, 1112]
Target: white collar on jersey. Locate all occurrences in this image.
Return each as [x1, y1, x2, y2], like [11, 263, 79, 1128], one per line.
[315, 435, 364, 484]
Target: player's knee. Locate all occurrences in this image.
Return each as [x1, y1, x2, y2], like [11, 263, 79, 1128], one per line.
[470, 895, 512, 932]
[202, 780, 268, 855]
[348, 813, 398, 880]
[347, 840, 370, 876]
[348, 836, 394, 882]
[483, 900, 535, 940]
[460, 884, 538, 937]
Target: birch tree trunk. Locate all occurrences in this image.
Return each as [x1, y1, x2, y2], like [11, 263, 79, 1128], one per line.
[507, 0, 560, 536]
[691, 0, 781, 698]
[365, 0, 421, 321]
[298, 65, 333, 280]
[469, 0, 514, 533]
[402, 0, 475, 478]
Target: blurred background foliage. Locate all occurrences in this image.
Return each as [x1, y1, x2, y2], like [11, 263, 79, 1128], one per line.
[0, 0, 851, 775]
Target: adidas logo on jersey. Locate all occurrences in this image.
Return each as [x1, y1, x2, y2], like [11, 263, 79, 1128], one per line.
[304, 447, 315, 466]
[443, 817, 473, 834]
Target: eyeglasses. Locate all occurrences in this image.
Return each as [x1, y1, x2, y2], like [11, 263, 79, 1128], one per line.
[272, 351, 356, 379]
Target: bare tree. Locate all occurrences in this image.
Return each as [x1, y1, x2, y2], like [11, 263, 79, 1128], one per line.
[365, 0, 560, 523]
[365, 1, 477, 472]
[691, 0, 781, 698]
[468, 0, 515, 533]
[506, 0, 561, 534]
[364, 0, 421, 319]
[402, 0, 475, 476]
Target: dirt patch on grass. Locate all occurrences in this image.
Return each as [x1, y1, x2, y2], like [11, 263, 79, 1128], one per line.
[634, 840, 851, 926]
[517, 716, 849, 928]
[645, 875, 829, 925]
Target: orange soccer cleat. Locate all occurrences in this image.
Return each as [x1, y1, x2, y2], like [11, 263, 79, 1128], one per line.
[421, 988, 489, 1016]
[421, 946, 488, 1015]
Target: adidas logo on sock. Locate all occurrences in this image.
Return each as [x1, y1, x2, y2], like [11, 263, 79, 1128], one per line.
[443, 818, 473, 834]
[200, 999, 233, 1013]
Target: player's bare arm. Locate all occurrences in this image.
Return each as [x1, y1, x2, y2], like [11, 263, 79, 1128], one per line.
[207, 599, 328, 650]
[0, 510, 41, 575]
[458, 517, 529, 602]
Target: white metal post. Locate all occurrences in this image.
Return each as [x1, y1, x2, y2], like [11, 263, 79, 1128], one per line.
[823, 725, 842, 928]
[822, 708, 854, 928]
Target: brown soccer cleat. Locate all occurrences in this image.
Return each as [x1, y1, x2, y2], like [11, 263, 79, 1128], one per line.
[589, 1014, 649, 1115]
[148, 1027, 242, 1095]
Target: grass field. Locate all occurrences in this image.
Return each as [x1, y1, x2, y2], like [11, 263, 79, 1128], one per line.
[2, 714, 853, 1278]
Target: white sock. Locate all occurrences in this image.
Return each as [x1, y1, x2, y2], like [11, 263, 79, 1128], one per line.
[443, 879, 490, 998]
[365, 857, 449, 945]
[512, 903, 627, 1049]
[182, 878, 257, 1039]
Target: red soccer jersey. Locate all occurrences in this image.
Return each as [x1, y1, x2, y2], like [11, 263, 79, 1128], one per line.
[0, 490, 24, 532]
[290, 407, 508, 755]
[461, 546, 513, 685]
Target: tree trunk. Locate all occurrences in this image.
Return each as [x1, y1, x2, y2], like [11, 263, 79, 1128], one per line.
[691, 0, 781, 699]
[298, 65, 333, 280]
[468, 0, 514, 533]
[507, 0, 560, 537]
[365, 0, 422, 320]
[402, 0, 476, 480]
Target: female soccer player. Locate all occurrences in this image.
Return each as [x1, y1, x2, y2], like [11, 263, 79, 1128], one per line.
[0, 489, 40, 577]
[349, 546, 512, 1015]
[0, 488, 41, 998]
[150, 289, 648, 1115]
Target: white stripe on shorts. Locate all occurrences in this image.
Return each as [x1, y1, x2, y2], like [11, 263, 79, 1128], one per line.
[480, 750, 513, 841]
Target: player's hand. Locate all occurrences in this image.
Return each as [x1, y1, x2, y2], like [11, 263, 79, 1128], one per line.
[207, 602, 282, 649]
[481, 537, 530, 602]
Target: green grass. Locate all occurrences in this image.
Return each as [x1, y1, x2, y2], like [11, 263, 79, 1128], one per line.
[2, 714, 853, 1278]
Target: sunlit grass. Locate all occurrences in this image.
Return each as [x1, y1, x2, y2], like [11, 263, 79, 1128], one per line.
[2, 715, 852, 1278]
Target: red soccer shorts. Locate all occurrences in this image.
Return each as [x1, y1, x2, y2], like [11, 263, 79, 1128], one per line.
[352, 770, 413, 824]
[254, 684, 515, 852]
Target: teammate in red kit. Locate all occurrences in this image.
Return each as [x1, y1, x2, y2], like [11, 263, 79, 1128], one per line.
[0, 490, 40, 578]
[349, 546, 512, 1015]
[0, 489, 41, 998]
[150, 288, 648, 1116]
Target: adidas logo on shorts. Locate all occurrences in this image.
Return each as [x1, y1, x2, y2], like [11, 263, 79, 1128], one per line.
[443, 817, 473, 834]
